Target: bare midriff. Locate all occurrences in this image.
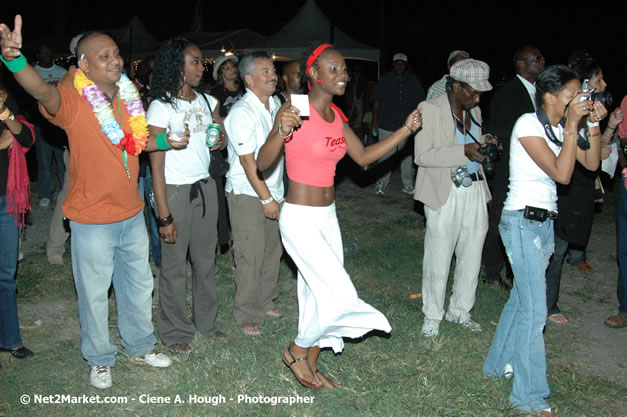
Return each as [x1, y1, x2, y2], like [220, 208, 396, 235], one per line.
[286, 180, 335, 207]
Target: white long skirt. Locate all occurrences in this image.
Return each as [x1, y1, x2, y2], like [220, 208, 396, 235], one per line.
[279, 202, 392, 353]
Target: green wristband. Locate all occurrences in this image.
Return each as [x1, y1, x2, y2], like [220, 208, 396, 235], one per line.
[156, 133, 172, 150]
[0, 54, 27, 73]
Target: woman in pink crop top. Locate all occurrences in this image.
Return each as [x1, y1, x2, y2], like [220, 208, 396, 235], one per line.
[258, 42, 422, 390]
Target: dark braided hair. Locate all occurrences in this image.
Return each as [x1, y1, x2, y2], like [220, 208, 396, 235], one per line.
[150, 37, 202, 110]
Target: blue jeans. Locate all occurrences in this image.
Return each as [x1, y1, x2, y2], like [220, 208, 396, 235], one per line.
[617, 181, 627, 315]
[566, 247, 586, 265]
[0, 196, 23, 349]
[70, 210, 157, 367]
[35, 126, 65, 200]
[138, 166, 161, 267]
[484, 210, 555, 413]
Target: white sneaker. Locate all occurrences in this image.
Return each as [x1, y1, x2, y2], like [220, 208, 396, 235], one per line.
[421, 319, 440, 337]
[444, 312, 482, 332]
[89, 365, 112, 389]
[134, 352, 172, 368]
[504, 363, 513, 379]
[459, 318, 482, 332]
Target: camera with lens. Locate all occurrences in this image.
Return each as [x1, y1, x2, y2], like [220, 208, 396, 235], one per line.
[590, 91, 612, 108]
[579, 78, 613, 108]
[479, 142, 500, 177]
[451, 166, 472, 188]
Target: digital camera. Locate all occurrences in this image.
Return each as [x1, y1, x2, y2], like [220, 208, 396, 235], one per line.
[451, 166, 472, 188]
[479, 143, 500, 177]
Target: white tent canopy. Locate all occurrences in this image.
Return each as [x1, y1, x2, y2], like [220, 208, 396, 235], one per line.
[247, 0, 379, 63]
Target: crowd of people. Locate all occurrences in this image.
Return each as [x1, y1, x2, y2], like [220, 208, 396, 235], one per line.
[1, 13, 626, 417]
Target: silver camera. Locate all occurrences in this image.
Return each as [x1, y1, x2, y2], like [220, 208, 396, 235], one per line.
[451, 166, 472, 188]
[578, 78, 594, 102]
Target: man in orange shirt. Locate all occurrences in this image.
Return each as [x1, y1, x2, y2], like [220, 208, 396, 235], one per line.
[0, 16, 179, 389]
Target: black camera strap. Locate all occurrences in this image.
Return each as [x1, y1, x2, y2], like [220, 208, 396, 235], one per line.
[535, 106, 590, 150]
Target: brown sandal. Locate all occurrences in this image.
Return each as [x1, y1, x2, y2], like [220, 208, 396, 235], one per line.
[282, 344, 321, 389]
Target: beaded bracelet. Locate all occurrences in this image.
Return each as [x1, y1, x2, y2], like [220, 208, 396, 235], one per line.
[0, 54, 27, 73]
[156, 214, 174, 228]
[403, 123, 415, 134]
[156, 133, 172, 150]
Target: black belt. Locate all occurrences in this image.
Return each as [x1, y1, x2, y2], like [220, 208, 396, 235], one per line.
[189, 178, 209, 218]
[469, 172, 484, 181]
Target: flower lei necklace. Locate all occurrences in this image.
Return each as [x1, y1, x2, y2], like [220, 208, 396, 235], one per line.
[74, 69, 148, 176]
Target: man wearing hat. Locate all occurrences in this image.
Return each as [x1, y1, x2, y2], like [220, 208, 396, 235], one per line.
[426, 50, 470, 100]
[371, 52, 425, 195]
[414, 59, 498, 337]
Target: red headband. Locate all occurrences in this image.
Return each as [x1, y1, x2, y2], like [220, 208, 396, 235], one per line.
[304, 43, 348, 123]
[305, 43, 333, 78]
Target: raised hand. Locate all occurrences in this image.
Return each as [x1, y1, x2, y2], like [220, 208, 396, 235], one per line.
[0, 15, 23, 61]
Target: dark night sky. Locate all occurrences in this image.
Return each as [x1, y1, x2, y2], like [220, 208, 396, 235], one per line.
[2, 1, 626, 100]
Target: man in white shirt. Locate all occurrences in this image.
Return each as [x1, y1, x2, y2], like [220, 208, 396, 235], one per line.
[224, 51, 283, 336]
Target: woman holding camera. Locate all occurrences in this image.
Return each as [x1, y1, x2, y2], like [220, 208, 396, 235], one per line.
[257, 42, 421, 389]
[483, 65, 606, 416]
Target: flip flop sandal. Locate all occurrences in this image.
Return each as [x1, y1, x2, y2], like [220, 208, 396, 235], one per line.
[547, 313, 568, 324]
[1, 346, 35, 359]
[167, 343, 192, 354]
[282, 344, 321, 389]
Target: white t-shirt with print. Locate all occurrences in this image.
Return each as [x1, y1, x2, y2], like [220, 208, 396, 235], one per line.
[147, 93, 218, 185]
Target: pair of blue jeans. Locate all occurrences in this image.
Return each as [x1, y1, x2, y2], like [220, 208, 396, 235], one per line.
[0, 196, 23, 349]
[70, 210, 157, 367]
[617, 180, 627, 315]
[484, 209, 555, 413]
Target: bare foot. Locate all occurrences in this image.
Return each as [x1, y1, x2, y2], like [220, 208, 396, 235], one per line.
[240, 323, 261, 336]
[282, 343, 321, 389]
[265, 308, 283, 319]
[315, 369, 342, 389]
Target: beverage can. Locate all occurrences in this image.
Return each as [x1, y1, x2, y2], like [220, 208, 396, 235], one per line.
[206, 123, 221, 147]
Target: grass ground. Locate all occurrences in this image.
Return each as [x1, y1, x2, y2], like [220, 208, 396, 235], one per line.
[1, 172, 625, 417]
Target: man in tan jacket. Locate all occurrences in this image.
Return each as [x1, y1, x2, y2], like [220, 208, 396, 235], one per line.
[414, 59, 497, 337]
